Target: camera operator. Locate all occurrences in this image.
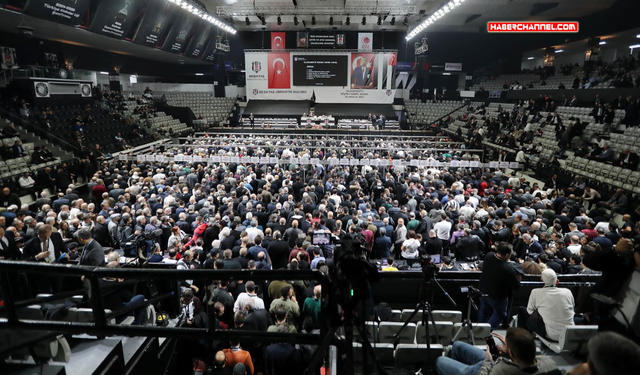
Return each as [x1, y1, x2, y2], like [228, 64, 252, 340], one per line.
[479, 242, 522, 329]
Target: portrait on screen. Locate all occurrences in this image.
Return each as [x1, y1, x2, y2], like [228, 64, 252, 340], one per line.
[297, 32, 308, 48]
[350, 53, 376, 89]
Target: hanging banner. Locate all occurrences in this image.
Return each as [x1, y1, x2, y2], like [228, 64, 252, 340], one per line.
[23, 0, 92, 26]
[267, 52, 291, 89]
[131, 0, 176, 48]
[358, 32, 373, 51]
[89, 0, 145, 39]
[350, 53, 376, 89]
[201, 40, 218, 63]
[184, 23, 213, 59]
[1, 47, 17, 69]
[161, 12, 197, 54]
[297, 32, 308, 48]
[271, 32, 285, 50]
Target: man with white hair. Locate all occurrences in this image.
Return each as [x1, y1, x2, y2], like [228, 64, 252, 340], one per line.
[517, 268, 574, 341]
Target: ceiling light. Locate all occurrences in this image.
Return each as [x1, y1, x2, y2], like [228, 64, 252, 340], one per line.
[556, 49, 564, 53]
[261, 16, 266, 26]
[329, 17, 333, 26]
[403, 17, 408, 26]
[599, 41, 606, 45]
[630, 44, 640, 49]
[377, 16, 382, 25]
[346, 16, 350, 25]
[312, 16, 316, 25]
[362, 16, 366, 25]
[294, 16, 298, 25]
[443, 73, 451, 75]
[390, 17, 395, 26]
[195, 73, 204, 76]
[527, 57, 534, 60]
[100, 71, 109, 75]
[245, 17, 250, 25]
[277, 16, 281, 25]
[637, 34, 640, 38]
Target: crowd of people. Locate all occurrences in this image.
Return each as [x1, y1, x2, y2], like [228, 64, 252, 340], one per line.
[0, 124, 637, 372]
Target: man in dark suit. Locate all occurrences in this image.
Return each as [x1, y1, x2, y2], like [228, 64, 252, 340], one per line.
[22, 224, 65, 263]
[93, 216, 111, 247]
[22, 224, 66, 294]
[249, 113, 254, 129]
[0, 226, 20, 260]
[617, 148, 639, 170]
[351, 58, 372, 89]
[77, 228, 106, 267]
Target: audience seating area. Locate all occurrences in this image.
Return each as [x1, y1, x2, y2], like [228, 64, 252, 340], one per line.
[159, 92, 237, 126]
[405, 99, 475, 126]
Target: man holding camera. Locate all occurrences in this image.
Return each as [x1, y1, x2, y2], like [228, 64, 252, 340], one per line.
[478, 242, 521, 330]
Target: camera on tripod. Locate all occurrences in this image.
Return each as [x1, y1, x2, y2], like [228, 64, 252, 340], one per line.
[460, 285, 482, 296]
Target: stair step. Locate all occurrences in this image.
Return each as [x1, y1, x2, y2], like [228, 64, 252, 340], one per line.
[49, 337, 125, 375]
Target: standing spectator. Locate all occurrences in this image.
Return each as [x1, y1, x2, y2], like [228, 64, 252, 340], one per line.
[478, 242, 521, 329]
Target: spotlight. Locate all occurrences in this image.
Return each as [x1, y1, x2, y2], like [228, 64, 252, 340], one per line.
[245, 17, 250, 25]
[277, 16, 281, 25]
[390, 17, 395, 25]
[345, 16, 350, 25]
[377, 16, 382, 25]
[362, 16, 366, 25]
[294, 16, 298, 25]
[329, 16, 333, 25]
[403, 16, 408, 26]
[312, 16, 316, 25]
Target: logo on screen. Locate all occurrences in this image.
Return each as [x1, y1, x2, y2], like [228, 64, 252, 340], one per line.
[253, 89, 258, 95]
[361, 36, 371, 45]
[336, 34, 345, 46]
[251, 61, 262, 73]
[386, 90, 392, 96]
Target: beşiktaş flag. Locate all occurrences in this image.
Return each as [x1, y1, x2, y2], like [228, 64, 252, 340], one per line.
[271, 32, 285, 50]
[268, 52, 290, 89]
[381, 52, 397, 90]
[1, 47, 17, 69]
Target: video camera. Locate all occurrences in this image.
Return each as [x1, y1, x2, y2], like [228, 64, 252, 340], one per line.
[460, 286, 482, 296]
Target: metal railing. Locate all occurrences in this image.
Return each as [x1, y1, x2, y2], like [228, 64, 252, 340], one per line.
[0, 261, 331, 346]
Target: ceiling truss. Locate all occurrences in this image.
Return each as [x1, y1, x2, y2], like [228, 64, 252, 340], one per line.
[216, 6, 417, 17]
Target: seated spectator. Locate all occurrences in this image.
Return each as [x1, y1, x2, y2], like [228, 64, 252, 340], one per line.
[517, 268, 575, 341]
[435, 328, 557, 375]
[2, 122, 20, 138]
[381, 256, 399, 271]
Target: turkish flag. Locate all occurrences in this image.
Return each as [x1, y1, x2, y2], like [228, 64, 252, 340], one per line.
[268, 52, 290, 89]
[271, 32, 285, 50]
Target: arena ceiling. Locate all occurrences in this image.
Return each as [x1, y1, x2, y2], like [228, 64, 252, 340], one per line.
[204, 0, 617, 33]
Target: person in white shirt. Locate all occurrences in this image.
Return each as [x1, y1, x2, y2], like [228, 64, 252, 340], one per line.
[517, 268, 575, 341]
[433, 212, 452, 254]
[18, 172, 35, 189]
[233, 281, 265, 312]
[245, 220, 263, 244]
[401, 231, 421, 259]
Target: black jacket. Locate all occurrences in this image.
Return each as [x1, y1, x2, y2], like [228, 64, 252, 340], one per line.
[79, 239, 106, 267]
[0, 231, 21, 260]
[22, 232, 65, 262]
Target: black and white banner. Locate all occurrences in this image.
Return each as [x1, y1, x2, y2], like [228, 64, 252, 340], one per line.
[183, 23, 212, 59]
[89, 0, 145, 39]
[245, 51, 397, 104]
[132, 0, 176, 48]
[161, 12, 197, 54]
[23, 0, 91, 26]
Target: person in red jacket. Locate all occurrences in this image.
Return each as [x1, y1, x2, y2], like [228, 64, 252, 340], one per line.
[92, 179, 107, 202]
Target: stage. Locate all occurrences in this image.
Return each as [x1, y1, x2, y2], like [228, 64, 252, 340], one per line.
[243, 100, 311, 117]
[242, 100, 397, 120]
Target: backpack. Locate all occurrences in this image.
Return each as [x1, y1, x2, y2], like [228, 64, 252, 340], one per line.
[374, 302, 393, 322]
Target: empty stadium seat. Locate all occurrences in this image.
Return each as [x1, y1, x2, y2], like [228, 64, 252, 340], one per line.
[394, 344, 444, 370]
[378, 322, 416, 344]
[537, 325, 599, 355]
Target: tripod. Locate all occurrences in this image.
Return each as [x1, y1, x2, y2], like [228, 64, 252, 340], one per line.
[390, 271, 457, 373]
[452, 287, 480, 345]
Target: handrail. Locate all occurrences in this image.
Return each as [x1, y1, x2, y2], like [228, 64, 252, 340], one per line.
[409, 103, 469, 128]
[0, 107, 79, 151]
[0, 261, 331, 346]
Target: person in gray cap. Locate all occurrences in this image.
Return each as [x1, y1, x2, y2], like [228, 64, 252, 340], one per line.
[232, 363, 247, 375]
[77, 227, 105, 267]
